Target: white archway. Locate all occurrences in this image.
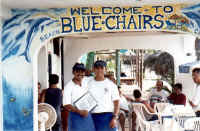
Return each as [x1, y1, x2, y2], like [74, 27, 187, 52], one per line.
[31, 31, 195, 131]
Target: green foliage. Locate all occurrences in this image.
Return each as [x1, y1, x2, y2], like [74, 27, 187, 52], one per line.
[144, 52, 175, 85]
[107, 60, 116, 72]
[86, 52, 95, 70]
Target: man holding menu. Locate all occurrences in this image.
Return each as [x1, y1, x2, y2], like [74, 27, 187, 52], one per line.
[63, 63, 95, 131]
[88, 60, 120, 131]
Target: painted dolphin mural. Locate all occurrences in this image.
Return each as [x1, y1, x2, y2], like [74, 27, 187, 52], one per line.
[182, 3, 200, 34]
[2, 8, 66, 131]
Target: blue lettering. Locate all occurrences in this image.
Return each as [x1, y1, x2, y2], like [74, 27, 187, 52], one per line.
[164, 6, 173, 13]
[143, 15, 153, 29]
[81, 7, 89, 15]
[154, 14, 164, 29]
[82, 16, 91, 31]
[61, 17, 72, 33]
[123, 7, 132, 14]
[116, 15, 126, 29]
[90, 7, 99, 15]
[133, 7, 142, 14]
[72, 17, 82, 32]
[127, 15, 137, 29]
[138, 15, 142, 29]
[113, 7, 122, 15]
[40, 30, 60, 42]
[92, 16, 102, 31]
[71, 8, 81, 16]
[105, 16, 116, 30]
[152, 6, 162, 13]
[102, 7, 112, 15]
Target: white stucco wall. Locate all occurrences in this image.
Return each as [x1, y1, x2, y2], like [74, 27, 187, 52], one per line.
[37, 40, 63, 90]
[1, 5, 11, 19]
[63, 33, 195, 97]
[176, 35, 196, 100]
[63, 38, 74, 84]
[38, 46, 48, 90]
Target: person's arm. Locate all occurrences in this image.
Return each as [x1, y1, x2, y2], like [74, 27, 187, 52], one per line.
[189, 101, 196, 107]
[189, 87, 200, 107]
[110, 100, 119, 128]
[110, 84, 120, 128]
[64, 105, 88, 117]
[120, 108, 129, 113]
[113, 100, 120, 116]
[123, 94, 134, 102]
[63, 84, 88, 117]
[40, 89, 47, 103]
[189, 97, 198, 107]
[148, 89, 155, 107]
[143, 101, 155, 113]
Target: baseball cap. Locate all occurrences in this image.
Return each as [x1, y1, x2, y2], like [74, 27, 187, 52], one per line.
[94, 60, 107, 68]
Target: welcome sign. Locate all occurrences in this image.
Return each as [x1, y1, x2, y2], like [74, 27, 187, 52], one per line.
[1, 3, 200, 131]
[61, 5, 193, 33]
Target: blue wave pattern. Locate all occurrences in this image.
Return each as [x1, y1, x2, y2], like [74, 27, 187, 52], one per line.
[182, 3, 200, 34]
[2, 8, 66, 131]
[2, 8, 66, 62]
[3, 77, 33, 131]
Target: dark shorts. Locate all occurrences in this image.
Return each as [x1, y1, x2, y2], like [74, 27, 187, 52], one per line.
[196, 111, 200, 117]
[68, 112, 95, 131]
[92, 112, 118, 131]
[50, 122, 62, 131]
[148, 114, 158, 121]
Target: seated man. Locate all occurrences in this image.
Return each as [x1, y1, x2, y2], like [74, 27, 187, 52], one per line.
[118, 86, 133, 131]
[168, 83, 186, 105]
[132, 90, 158, 131]
[133, 90, 156, 114]
[149, 80, 169, 107]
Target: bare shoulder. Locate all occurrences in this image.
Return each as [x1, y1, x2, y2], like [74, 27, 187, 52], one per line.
[41, 89, 47, 95]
